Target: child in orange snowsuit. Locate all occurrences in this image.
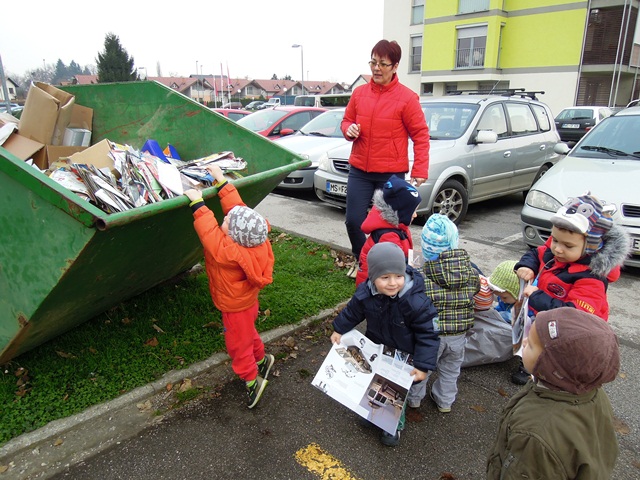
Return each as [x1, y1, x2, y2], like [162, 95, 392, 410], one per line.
[185, 164, 275, 409]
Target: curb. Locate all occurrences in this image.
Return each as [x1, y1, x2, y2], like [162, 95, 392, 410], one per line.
[0, 302, 346, 466]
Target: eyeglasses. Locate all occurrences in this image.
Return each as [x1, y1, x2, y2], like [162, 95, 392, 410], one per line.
[368, 60, 394, 69]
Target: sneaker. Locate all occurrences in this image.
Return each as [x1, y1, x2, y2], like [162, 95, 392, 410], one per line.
[257, 354, 275, 380]
[246, 376, 268, 409]
[430, 391, 451, 413]
[511, 364, 530, 385]
[408, 399, 421, 409]
[380, 430, 401, 447]
[346, 261, 359, 279]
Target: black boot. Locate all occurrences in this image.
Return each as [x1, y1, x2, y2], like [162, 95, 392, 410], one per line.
[511, 358, 530, 385]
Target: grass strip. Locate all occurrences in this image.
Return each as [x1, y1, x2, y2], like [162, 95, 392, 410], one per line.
[0, 230, 354, 446]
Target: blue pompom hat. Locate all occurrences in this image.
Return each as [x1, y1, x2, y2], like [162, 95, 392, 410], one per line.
[382, 175, 422, 226]
[421, 214, 459, 260]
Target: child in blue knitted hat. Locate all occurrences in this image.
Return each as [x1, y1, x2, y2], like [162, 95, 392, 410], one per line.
[418, 214, 480, 413]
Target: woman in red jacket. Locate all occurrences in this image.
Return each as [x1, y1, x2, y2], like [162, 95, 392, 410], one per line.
[341, 39, 430, 278]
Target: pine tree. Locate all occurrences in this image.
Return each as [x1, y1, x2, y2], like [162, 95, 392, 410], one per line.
[96, 33, 137, 83]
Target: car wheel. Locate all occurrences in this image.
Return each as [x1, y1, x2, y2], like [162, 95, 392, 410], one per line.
[523, 164, 550, 199]
[431, 179, 468, 225]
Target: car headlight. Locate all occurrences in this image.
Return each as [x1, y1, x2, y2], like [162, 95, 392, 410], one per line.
[525, 190, 562, 212]
[318, 154, 331, 171]
[313, 151, 329, 169]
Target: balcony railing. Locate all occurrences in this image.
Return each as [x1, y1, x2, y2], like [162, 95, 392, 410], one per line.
[456, 47, 485, 68]
[458, 0, 489, 14]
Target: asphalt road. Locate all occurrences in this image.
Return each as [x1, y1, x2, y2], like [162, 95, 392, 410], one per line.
[2, 191, 639, 480]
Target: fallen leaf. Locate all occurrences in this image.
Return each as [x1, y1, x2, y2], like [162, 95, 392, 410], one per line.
[289, 352, 298, 359]
[121, 317, 131, 325]
[89, 347, 97, 354]
[0, 465, 8, 473]
[178, 378, 193, 392]
[152, 324, 165, 334]
[136, 400, 152, 411]
[272, 370, 281, 377]
[285, 336, 296, 348]
[202, 322, 218, 328]
[53, 438, 64, 447]
[166, 383, 173, 392]
[439, 473, 457, 480]
[618, 372, 626, 379]
[470, 405, 486, 413]
[144, 337, 159, 347]
[14, 367, 27, 377]
[55, 350, 77, 359]
[613, 416, 630, 435]
[497, 387, 509, 398]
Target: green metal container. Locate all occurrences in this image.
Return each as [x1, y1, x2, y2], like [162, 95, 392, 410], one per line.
[0, 81, 308, 364]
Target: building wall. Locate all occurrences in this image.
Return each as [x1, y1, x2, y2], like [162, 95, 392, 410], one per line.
[383, 0, 423, 94]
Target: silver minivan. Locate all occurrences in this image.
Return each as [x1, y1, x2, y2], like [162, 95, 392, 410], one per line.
[313, 92, 561, 224]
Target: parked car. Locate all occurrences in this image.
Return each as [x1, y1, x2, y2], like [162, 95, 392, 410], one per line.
[236, 106, 326, 139]
[274, 108, 349, 190]
[211, 108, 250, 122]
[245, 100, 265, 111]
[627, 99, 639, 108]
[261, 97, 281, 109]
[221, 102, 243, 110]
[314, 92, 561, 224]
[521, 106, 640, 268]
[554, 106, 612, 144]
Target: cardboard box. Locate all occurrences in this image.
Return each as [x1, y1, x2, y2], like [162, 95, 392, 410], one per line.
[1, 131, 46, 167]
[63, 128, 91, 147]
[45, 145, 86, 167]
[68, 103, 93, 130]
[19, 82, 75, 146]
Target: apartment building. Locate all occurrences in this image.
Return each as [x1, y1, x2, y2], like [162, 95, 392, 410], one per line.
[384, 0, 640, 115]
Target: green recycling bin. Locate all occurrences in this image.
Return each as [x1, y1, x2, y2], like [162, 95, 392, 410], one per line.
[0, 80, 309, 364]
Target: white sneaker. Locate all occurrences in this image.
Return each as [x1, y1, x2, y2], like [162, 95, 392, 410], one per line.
[346, 262, 359, 279]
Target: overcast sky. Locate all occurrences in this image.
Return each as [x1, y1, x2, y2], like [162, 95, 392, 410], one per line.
[1, 0, 384, 84]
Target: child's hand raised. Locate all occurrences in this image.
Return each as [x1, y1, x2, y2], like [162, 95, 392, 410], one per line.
[205, 164, 226, 183]
[184, 189, 203, 202]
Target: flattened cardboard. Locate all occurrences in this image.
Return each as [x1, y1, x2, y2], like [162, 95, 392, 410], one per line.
[19, 82, 75, 146]
[68, 139, 115, 173]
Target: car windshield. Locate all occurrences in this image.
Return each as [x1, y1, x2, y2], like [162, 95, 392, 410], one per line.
[573, 114, 640, 159]
[422, 103, 479, 139]
[236, 109, 288, 132]
[299, 109, 345, 138]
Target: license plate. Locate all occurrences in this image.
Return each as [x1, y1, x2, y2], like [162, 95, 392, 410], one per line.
[326, 181, 347, 196]
[562, 124, 580, 128]
[633, 237, 640, 254]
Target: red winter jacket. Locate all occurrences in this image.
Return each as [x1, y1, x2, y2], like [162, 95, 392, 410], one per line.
[341, 75, 430, 178]
[356, 206, 414, 286]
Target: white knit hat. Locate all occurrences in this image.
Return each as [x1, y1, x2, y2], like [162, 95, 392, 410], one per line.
[227, 206, 268, 247]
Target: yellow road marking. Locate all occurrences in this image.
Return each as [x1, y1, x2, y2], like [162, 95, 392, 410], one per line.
[295, 443, 361, 480]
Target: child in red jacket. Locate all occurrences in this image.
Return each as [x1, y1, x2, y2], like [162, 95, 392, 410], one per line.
[185, 164, 275, 409]
[355, 175, 422, 285]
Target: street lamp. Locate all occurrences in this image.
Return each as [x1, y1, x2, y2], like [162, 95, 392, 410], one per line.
[292, 44, 304, 96]
[237, 89, 241, 107]
[283, 87, 287, 105]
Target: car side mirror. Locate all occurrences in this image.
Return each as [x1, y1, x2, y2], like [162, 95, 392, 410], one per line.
[554, 143, 571, 155]
[474, 130, 498, 144]
[280, 128, 295, 137]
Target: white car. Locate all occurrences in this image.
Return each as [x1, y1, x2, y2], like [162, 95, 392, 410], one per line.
[521, 107, 640, 268]
[314, 92, 560, 224]
[275, 109, 349, 190]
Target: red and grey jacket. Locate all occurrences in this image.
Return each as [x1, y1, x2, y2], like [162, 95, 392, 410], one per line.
[341, 75, 430, 179]
[514, 224, 630, 320]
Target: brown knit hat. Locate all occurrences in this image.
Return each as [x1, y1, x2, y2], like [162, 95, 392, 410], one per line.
[532, 308, 620, 395]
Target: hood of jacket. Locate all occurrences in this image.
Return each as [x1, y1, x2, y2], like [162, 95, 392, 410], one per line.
[588, 223, 630, 279]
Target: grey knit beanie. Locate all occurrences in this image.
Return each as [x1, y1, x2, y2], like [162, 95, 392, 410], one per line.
[367, 242, 407, 282]
[227, 206, 268, 247]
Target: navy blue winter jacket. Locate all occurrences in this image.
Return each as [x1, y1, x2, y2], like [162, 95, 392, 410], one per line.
[332, 266, 440, 372]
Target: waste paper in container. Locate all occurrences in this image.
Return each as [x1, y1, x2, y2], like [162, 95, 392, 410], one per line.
[44, 140, 248, 215]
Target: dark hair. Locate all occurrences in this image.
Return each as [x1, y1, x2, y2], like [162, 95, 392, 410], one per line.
[371, 40, 401, 65]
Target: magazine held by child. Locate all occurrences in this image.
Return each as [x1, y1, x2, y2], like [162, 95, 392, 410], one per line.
[311, 329, 415, 435]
